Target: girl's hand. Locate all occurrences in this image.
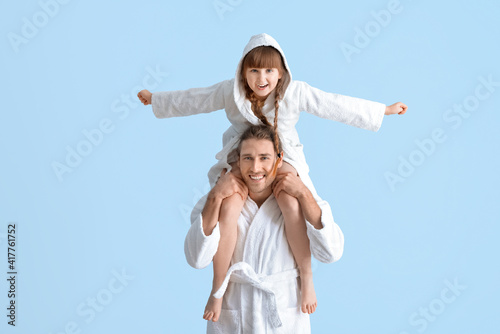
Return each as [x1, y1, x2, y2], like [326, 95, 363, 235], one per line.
[272, 172, 308, 200]
[137, 89, 152, 105]
[212, 169, 248, 202]
[385, 102, 408, 115]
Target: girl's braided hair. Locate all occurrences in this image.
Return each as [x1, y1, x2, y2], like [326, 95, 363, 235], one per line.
[240, 46, 287, 157]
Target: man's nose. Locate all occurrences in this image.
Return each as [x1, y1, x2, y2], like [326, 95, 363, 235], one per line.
[251, 160, 262, 171]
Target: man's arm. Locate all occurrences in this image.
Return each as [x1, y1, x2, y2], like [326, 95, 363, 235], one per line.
[273, 172, 322, 228]
[296, 187, 323, 230]
[202, 168, 248, 235]
[184, 193, 221, 269]
[184, 170, 248, 269]
[201, 193, 224, 236]
[273, 172, 344, 263]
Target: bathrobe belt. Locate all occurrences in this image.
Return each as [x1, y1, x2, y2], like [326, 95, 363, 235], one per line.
[213, 261, 300, 329]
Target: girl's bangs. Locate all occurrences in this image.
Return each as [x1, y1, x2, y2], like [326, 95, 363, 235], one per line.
[243, 46, 284, 70]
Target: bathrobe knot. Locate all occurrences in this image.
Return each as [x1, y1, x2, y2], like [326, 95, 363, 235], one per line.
[213, 261, 299, 329]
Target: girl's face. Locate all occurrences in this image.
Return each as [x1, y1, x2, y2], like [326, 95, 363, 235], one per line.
[245, 67, 282, 101]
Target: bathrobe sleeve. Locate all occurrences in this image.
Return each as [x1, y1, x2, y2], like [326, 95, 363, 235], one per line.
[184, 194, 221, 269]
[151, 80, 231, 119]
[305, 199, 344, 264]
[296, 80, 386, 132]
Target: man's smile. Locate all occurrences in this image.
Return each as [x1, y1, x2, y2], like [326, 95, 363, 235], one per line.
[249, 174, 265, 182]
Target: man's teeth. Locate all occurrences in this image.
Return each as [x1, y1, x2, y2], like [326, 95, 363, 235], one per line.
[250, 175, 264, 180]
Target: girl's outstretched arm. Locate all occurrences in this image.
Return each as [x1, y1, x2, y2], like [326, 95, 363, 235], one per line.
[138, 80, 232, 119]
[296, 81, 392, 132]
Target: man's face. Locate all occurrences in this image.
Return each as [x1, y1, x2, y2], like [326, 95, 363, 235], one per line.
[238, 138, 282, 196]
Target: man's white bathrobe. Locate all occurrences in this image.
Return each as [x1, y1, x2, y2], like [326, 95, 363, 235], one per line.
[151, 33, 386, 193]
[185, 192, 344, 333]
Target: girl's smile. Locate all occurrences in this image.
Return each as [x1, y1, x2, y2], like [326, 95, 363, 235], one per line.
[245, 68, 282, 100]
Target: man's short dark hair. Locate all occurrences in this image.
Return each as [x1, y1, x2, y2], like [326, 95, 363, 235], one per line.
[237, 125, 282, 157]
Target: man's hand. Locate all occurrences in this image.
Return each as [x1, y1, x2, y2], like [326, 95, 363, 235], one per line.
[385, 102, 408, 115]
[273, 172, 323, 229]
[272, 172, 308, 200]
[137, 89, 152, 105]
[212, 169, 248, 202]
[201, 169, 248, 236]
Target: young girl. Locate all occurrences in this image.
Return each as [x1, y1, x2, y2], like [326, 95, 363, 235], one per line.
[138, 33, 407, 322]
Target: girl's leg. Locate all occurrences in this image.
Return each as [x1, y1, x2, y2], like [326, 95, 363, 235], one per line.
[203, 164, 245, 322]
[275, 162, 317, 314]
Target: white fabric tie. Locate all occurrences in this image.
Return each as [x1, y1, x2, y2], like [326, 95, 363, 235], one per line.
[213, 261, 299, 329]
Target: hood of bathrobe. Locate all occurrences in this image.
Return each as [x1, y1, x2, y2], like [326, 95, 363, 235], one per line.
[233, 33, 292, 124]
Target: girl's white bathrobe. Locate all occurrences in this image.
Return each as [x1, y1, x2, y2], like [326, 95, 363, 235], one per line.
[151, 33, 386, 200]
[185, 191, 344, 333]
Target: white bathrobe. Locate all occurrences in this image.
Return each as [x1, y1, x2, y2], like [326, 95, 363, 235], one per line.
[151, 33, 386, 196]
[184, 192, 344, 333]
[154, 33, 382, 332]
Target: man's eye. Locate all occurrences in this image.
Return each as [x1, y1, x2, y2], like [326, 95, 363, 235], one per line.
[261, 157, 269, 160]
[244, 157, 252, 160]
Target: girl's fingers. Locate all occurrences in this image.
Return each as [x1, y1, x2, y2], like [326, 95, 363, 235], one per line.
[240, 185, 248, 199]
[235, 178, 248, 192]
[233, 179, 247, 201]
[238, 191, 246, 201]
[236, 186, 247, 201]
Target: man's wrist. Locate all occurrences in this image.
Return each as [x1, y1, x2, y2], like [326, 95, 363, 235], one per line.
[297, 186, 312, 202]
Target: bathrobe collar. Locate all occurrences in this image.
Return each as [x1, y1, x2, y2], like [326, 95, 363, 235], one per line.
[233, 33, 292, 124]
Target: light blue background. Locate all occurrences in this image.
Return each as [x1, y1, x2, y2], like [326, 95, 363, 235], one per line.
[1, 0, 499, 333]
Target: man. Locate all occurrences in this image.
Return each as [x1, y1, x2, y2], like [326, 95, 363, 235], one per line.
[185, 125, 344, 333]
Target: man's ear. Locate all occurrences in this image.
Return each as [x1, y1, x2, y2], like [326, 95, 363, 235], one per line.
[277, 152, 284, 169]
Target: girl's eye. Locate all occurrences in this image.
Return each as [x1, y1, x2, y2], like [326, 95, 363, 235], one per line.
[250, 69, 257, 73]
[266, 69, 273, 73]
